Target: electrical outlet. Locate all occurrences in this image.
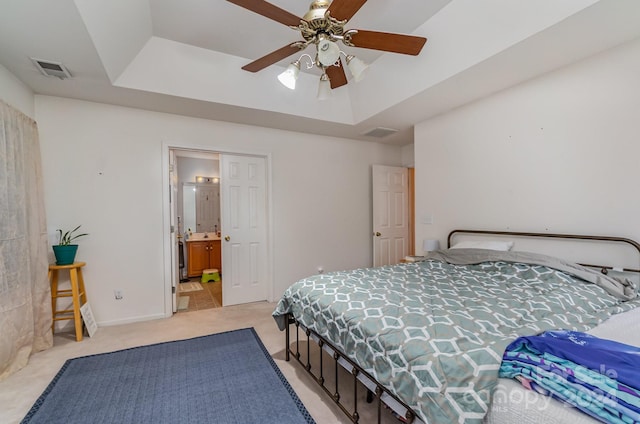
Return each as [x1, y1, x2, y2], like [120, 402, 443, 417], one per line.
[114, 289, 123, 300]
[317, 267, 324, 274]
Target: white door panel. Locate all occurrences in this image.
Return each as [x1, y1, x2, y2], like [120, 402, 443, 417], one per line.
[221, 154, 267, 306]
[169, 150, 179, 313]
[373, 165, 409, 267]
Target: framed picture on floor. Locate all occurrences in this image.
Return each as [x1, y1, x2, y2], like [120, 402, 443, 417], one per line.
[80, 302, 98, 337]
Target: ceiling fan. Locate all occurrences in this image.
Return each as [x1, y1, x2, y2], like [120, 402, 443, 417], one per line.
[227, 0, 428, 90]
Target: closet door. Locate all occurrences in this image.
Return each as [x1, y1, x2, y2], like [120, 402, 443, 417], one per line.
[372, 165, 409, 266]
[220, 154, 267, 306]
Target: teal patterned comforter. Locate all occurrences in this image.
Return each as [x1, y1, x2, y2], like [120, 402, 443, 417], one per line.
[273, 249, 640, 423]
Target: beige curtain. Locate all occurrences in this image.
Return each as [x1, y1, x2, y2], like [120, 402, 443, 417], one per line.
[0, 100, 52, 380]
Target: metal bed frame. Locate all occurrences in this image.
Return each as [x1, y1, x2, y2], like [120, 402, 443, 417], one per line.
[283, 230, 640, 424]
[447, 229, 640, 273]
[285, 316, 417, 423]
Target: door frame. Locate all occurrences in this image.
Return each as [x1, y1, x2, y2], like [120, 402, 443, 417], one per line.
[168, 149, 179, 312]
[161, 142, 274, 317]
[408, 167, 415, 255]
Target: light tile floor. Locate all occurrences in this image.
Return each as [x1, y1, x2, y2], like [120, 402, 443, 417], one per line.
[178, 279, 222, 311]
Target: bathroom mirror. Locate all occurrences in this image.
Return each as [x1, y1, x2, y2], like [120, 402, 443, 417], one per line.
[182, 182, 220, 234]
[176, 153, 221, 236]
[182, 183, 196, 234]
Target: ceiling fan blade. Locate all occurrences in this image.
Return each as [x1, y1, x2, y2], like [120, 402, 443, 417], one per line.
[242, 44, 302, 73]
[348, 30, 427, 55]
[327, 0, 367, 22]
[326, 61, 348, 89]
[227, 0, 302, 27]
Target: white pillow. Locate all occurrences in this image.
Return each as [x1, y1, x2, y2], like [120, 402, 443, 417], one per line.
[450, 240, 514, 251]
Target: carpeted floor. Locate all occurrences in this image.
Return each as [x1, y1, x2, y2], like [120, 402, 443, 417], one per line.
[0, 302, 401, 424]
[21, 328, 315, 424]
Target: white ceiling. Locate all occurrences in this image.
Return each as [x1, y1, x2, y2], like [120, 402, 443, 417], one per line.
[2, 0, 640, 145]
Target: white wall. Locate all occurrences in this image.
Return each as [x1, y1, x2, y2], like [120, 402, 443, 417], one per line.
[35, 96, 402, 326]
[0, 64, 34, 118]
[177, 157, 220, 184]
[415, 37, 640, 266]
[401, 144, 415, 167]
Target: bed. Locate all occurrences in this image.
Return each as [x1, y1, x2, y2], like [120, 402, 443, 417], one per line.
[272, 230, 640, 424]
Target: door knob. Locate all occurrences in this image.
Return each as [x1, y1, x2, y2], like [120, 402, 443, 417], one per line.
[224, 236, 230, 241]
[375, 232, 381, 237]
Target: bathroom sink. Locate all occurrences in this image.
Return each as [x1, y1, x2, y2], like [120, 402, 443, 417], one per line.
[187, 233, 221, 241]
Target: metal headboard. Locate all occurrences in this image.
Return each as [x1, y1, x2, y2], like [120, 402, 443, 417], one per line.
[447, 229, 640, 274]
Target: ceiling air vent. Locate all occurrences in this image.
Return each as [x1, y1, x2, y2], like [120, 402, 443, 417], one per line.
[30, 58, 72, 79]
[362, 127, 399, 138]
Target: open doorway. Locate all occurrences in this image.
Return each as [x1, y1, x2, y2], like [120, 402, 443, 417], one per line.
[164, 147, 272, 316]
[174, 150, 223, 312]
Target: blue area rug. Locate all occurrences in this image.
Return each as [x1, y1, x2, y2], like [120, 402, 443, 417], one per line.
[22, 328, 315, 424]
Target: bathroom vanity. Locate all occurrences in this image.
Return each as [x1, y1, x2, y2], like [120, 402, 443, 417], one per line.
[186, 235, 221, 277]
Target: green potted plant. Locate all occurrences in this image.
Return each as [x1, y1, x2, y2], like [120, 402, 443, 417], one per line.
[52, 225, 88, 265]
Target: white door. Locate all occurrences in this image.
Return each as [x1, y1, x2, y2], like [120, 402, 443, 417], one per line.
[372, 165, 409, 267]
[169, 150, 180, 312]
[221, 154, 267, 306]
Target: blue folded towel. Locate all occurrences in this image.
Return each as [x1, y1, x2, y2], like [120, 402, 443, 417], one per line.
[500, 330, 640, 424]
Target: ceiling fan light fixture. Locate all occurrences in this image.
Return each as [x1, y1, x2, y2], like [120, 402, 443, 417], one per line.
[346, 55, 368, 82]
[317, 73, 332, 100]
[230, 0, 430, 97]
[317, 38, 341, 67]
[277, 61, 301, 90]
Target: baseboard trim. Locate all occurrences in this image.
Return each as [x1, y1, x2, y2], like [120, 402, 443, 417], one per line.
[97, 313, 167, 327]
